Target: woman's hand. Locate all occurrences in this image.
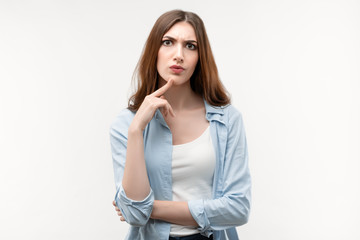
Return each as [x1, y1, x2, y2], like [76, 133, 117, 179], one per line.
[130, 79, 175, 132]
[113, 200, 125, 222]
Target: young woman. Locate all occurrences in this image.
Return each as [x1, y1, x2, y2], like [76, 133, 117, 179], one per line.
[110, 10, 251, 240]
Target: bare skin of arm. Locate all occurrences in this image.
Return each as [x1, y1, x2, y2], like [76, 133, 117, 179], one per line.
[113, 200, 197, 226]
[151, 200, 198, 226]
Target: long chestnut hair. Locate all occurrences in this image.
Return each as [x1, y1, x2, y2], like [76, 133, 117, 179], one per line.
[128, 10, 230, 111]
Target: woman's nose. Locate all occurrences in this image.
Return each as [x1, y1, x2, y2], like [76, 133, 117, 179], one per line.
[173, 44, 184, 63]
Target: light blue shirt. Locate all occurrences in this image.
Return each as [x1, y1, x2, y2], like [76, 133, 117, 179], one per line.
[110, 101, 251, 240]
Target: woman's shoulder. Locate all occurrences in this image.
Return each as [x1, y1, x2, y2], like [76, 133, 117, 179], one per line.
[205, 101, 244, 128]
[222, 104, 241, 114]
[110, 108, 136, 133]
[222, 104, 244, 124]
[206, 102, 243, 119]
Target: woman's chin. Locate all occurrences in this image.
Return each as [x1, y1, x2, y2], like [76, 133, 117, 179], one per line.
[158, 74, 190, 86]
[170, 76, 190, 85]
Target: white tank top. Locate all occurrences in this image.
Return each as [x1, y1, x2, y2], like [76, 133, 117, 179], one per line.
[170, 126, 216, 237]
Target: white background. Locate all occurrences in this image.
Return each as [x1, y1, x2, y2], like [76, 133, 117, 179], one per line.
[1, 0, 359, 239]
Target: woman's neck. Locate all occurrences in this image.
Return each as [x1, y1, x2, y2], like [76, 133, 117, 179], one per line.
[158, 79, 202, 112]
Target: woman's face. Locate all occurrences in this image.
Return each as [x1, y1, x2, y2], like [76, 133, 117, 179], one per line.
[157, 21, 199, 86]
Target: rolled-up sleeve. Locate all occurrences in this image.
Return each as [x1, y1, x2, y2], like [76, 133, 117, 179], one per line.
[110, 110, 154, 227]
[115, 186, 154, 226]
[188, 108, 251, 233]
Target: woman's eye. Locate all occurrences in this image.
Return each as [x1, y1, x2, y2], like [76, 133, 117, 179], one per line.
[186, 43, 196, 50]
[162, 40, 172, 46]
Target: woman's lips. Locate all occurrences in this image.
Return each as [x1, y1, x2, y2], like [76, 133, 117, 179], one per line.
[170, 65, 184, 74]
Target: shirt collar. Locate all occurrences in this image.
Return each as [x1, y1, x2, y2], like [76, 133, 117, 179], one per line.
[204, 100, 224, 115]
[154, 109, 169, 129]
[204, 99, 226, 124]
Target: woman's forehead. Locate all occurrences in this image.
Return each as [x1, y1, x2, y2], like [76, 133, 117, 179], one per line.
[163, 22, 197, 41]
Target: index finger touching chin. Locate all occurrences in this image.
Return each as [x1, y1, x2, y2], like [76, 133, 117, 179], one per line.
[152, 79, 174, 96]
[164, 78, 173, 87]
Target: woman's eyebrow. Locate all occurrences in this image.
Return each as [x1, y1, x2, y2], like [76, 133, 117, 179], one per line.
[186, 40, 198, 44]
[162, 35, 175, 40]
[162, 35, 197, 44]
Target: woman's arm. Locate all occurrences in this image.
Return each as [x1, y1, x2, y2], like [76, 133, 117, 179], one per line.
[112, 80, 175, 226]
[151, 200, 198, 226]
[113, 200, 197, 226]
[111, 113, 154, 226]
[122, 80, 174, 200]
[121, 127, 150, 200]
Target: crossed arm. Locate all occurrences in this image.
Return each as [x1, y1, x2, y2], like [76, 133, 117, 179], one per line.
[113, 200, 197, 226]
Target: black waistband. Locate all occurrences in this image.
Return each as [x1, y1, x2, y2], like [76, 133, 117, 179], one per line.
[169, 233, 213, 240]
